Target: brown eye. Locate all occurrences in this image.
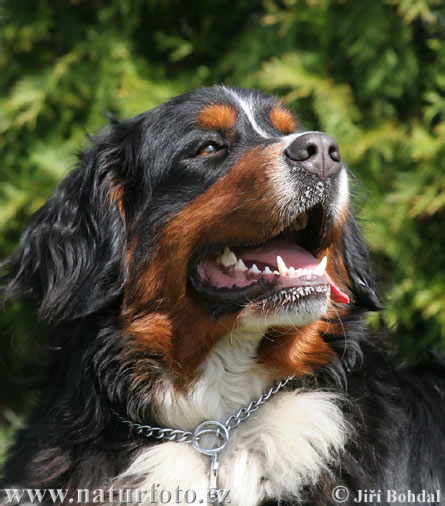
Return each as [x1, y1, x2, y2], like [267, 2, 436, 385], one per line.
[198, 143, 222, 156]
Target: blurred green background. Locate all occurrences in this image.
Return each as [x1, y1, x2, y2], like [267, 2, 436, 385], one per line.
[1, 0, 445, 467]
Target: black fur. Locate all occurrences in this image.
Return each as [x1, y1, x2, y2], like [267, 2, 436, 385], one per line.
[1, 87, 444, 506]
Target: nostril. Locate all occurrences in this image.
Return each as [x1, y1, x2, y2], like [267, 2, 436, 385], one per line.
[307, 144, 317, 158]
[329, 145, 341, 162]
[284, 142, 318, 162]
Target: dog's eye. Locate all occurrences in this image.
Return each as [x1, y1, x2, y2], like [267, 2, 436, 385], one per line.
[197, 142, 224, 156]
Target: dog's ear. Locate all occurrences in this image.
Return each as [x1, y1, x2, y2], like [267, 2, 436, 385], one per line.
[341, 214, 383, 312]
[2, 131, 129, 323]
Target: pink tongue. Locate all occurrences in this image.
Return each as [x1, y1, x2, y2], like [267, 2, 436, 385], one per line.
[235, 241, 318, 271]
[236, 241, 349, 304]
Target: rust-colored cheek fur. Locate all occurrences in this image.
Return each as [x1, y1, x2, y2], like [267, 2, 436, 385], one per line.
[257, 323, 336, 376]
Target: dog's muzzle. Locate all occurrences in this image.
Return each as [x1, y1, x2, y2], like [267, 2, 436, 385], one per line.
[284, 132, 342, 181]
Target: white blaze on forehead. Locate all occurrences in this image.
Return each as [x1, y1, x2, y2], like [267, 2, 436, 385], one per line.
[224, 87, 270, 138]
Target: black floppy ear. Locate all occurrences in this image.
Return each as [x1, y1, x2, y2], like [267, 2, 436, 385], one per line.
[342, 214, 383, 312]
[3, 134, 128, 323]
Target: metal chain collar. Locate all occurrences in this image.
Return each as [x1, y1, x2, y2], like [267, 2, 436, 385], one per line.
[113, 375, 294, 503]
[113, 375, 294, 446]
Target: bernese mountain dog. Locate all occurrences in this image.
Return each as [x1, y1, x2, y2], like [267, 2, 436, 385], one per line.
[1, 86, 444, 506]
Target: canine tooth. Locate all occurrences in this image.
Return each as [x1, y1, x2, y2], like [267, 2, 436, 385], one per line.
[235, 259, 248, 271]
[220, 246, 237, 267]
[313, 256, 327, 276]
[277, 256, 288, 276]
[264, 266, 273, 275]
[249, 264, 261, 274]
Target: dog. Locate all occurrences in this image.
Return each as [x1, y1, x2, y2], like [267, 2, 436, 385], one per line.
[1, 86, 444, 506]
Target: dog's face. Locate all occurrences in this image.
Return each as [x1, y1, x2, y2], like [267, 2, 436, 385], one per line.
[122, 86, 352, 380]
[6, 86, 381, 396]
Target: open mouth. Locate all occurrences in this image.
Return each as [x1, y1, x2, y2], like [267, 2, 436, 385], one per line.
[189, 204, 349, 312]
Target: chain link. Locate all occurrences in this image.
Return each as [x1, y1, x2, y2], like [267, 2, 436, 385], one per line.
[113, 375, 294, 444]
[112, 415, 194, 442]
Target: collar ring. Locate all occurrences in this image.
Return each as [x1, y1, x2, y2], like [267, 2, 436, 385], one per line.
[192, 420, 229, 456]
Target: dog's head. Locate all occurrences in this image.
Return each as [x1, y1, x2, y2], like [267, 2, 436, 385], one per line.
[4, 86, 381, 394]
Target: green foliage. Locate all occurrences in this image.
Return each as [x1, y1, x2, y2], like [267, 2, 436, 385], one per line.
[1, 0, 445, 453]
[0, 409, 22, 468]
[253, 0, 445, 357]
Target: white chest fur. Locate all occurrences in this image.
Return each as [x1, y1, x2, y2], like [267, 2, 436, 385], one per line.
[114, 329, 347, 505]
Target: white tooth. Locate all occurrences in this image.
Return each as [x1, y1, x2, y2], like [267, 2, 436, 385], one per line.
[235, 259, 248, 271]
[249, 264, 261, 275]
[276, 256, 288, 276]
[221, 246, 237, 267]
[313, 256, 327, 276]
[273, 270, 279, 275]
[288, 267, 296, 277]
[264, 266, 273, 275]
[296, 268, 302, 277]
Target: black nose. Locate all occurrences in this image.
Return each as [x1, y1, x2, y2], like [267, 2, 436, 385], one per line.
[284, 132, 342, 180]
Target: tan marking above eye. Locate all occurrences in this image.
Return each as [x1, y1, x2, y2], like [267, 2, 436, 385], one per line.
[198, 103, 237, 131]
[269, 105, 297, 134]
